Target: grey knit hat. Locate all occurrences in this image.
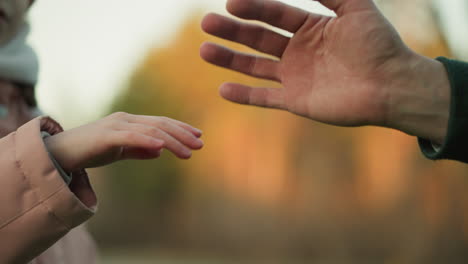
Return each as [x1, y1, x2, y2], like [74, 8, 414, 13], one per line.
[0, 23, 39, 86]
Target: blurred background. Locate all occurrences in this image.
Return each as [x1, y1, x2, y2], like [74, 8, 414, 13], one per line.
[27, 0, 468, 263]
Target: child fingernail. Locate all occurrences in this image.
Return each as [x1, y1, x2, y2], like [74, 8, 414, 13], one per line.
[182, 150, 192, 158]
[193, 128, 203, 135]
[194, 139, 204, 148]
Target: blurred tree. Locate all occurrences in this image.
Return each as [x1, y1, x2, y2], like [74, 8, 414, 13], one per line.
[88, 71, 187, 247]
[90, 5, 468, 263]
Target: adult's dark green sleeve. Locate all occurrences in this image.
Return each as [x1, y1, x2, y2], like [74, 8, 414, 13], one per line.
[419, 57, 468, 163]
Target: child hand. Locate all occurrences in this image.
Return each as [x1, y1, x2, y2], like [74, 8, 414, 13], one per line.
[44, 112, 203, 172]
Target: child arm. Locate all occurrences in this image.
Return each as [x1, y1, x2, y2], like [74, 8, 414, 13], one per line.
[0, 112, 203, 263]
[44, 112, 204, 172]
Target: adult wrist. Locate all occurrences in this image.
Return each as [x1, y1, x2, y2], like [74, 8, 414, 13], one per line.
[384, 52, 450, 144]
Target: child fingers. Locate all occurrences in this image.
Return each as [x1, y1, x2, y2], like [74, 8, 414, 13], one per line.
[154, 120, 204, 150]
[161, 117, 203, 138]
[123, 115, 204, 149]
[111, 131, 164, 150]
[156, 130, 194, 159]
[118, 122, 196, 159]
[121, 147, 163, 160]
[116, 113, 203, 138]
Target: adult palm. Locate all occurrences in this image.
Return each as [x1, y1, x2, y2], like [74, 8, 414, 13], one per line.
[201, 0, 413, 127]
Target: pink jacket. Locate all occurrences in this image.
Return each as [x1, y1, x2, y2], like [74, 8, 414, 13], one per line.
[0, 116, 98, 264]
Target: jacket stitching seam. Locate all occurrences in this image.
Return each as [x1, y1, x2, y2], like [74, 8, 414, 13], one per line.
[1, 130, 72, 231]
[0, 185, 69, 230]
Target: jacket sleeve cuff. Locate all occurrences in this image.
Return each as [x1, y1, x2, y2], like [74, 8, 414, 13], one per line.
[15, 116, 97, 228]
[418, 57, 468, 163]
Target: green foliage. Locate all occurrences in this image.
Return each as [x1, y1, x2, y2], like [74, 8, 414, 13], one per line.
[106, 70, 184, 207]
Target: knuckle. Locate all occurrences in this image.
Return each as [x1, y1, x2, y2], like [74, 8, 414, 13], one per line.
[144, 126, 160, 136]
[159, 116, 171, 123]
[110, 111, 129, 119]
[103, 118, 121, 129]
[155, 117, 170, 127]
[122, 131, 140, 142]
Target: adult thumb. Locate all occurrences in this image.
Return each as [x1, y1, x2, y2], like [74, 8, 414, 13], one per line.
[315, 0, 376, 16]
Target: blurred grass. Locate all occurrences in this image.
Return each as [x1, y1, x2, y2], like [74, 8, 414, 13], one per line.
[99, 256, 229, 264]
[99, 251, 246, 264]
[99, 256, 273, 264]
[98, 251, 389, 264]
[98, 250, 314, 264]
[98, 254, 392, 264]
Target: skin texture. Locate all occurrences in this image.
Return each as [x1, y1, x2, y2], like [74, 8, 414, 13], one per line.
[0, 0, 202, 174]
[201, 0, 451, 144]
[0, 81, 203, 173]
[44, 112, 203, 172]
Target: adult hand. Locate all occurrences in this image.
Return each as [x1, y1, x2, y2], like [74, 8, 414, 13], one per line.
[201, 0, 450, 143]
[44, 112, 204, 172]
